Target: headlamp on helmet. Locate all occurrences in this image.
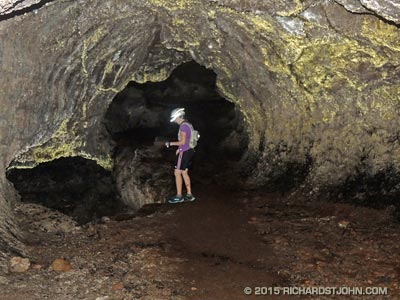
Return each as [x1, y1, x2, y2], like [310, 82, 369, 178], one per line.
[170, 108, 185, 122]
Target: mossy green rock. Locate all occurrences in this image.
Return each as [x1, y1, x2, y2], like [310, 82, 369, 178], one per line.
[0, 0, 399, 270]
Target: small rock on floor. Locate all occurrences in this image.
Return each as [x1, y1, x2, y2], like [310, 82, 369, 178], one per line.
[51, 258, 71, 272]
[9, 256, 30, 273]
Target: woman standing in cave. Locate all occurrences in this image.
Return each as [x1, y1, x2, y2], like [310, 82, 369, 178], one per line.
[165, 108, 196, 204]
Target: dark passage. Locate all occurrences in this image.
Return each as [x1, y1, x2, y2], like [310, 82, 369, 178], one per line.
[105, 60, 248, 181]
[6, 157, 121, 224]
[104, 60, 249, 211]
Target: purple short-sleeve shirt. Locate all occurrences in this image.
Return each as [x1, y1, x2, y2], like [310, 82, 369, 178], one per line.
[179, 123, 191, 152]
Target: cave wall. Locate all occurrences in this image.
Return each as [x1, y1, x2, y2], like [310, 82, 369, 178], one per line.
[0, 0, 400, 269]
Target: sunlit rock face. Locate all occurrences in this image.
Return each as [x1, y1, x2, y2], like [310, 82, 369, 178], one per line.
[0, 0, 399, 269]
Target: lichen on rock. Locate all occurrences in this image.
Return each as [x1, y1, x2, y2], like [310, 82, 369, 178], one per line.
[0, 0, 400, 271]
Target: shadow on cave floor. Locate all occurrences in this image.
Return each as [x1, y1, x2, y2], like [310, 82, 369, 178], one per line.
[2, 183, 399, 299]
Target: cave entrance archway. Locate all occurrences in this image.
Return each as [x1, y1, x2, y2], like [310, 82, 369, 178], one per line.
[5, 61, 249, 224]
[105, 61, 249, 206]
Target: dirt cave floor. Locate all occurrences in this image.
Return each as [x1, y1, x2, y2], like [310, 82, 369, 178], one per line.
[1, 185, 399, 300]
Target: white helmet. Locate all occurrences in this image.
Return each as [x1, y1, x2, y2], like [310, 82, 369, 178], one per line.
[170, 108, 185, 122]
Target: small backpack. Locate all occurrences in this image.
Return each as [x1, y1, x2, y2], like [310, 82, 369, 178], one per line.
[178, 122, 200, 149]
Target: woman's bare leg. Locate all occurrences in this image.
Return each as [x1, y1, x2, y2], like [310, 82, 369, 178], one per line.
[182, 169, 192, 195]
[174, 169, 183, 196]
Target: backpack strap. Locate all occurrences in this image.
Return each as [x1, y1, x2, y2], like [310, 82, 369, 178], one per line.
[181, 121, 193, 131]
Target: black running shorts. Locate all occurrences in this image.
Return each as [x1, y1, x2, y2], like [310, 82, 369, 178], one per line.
[175, 148, 195, 170]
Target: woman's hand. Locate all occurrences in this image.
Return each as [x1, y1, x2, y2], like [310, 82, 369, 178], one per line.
[176, 149, 179, 155]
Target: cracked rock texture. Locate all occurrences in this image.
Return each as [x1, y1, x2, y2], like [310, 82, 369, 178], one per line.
[114, 146, 172, 210]
[0, 0, 43, 17]
[336, 0, 400, 23]
[0, 0, 399, 270]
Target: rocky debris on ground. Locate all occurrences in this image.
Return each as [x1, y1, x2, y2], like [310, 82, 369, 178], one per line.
[0, 275, 9, 284]
[338, 219, 350, 229]
[1, 188, 399, 300]
[30, 263, 42, 270]
[1, 202, 187, 300]
[9, 256, 30, 273]
[112, 283, 124, 291]
[14, 203, 80, 234]
[245, 192, 400, 300]
[101, 216, 111, 223]
[51, 258, 71, 272]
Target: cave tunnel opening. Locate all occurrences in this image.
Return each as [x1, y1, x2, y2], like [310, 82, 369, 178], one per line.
[105, 60, 249, 189]
[5, 61, 249, 224]
[6, 157, 122, 225]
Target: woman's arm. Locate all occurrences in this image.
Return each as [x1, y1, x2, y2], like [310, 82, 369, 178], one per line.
[170, 131, 186, 146]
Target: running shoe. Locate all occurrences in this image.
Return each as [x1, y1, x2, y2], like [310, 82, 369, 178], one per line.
[168, 195, 184, 204]
[184, 194, 196, 202]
